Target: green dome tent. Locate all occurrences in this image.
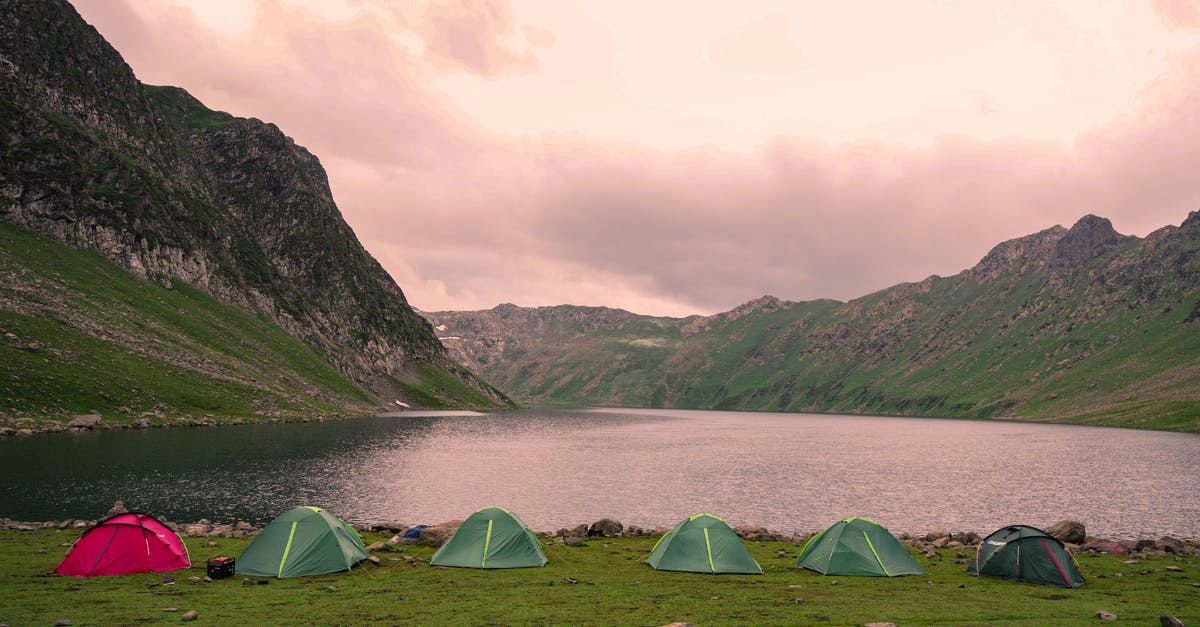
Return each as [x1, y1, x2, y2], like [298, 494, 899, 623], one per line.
[646, 513, 762, 574]
[968, 525, 1084, 588]
[430, 506, 547, 569]
[797, 517, 924, 577]
[236, 506, 369, 578]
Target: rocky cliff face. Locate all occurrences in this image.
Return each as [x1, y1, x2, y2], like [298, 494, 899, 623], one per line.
[424, 213, 1200, 432]
[0, 0, 508, 408]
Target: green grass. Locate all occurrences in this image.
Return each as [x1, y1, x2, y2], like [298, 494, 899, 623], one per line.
[0, 221, 373, 424]
[0, 531, 1195, 625]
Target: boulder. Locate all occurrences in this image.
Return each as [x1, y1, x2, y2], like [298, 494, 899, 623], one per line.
[103, 501, 128, 519]
[563, 536, 587, 547]
[735, 526, 781, 542]
[1080, 541, 1125, 555]
[1045, 520, 1086, 545]
[0, 427, 14, 437]
[132, 418, 150, 429]
[588, 518, 624, 538]
[416, 521, 462, 547]
[1158, 537, 1185, 555]
[67, 413, 102, 429]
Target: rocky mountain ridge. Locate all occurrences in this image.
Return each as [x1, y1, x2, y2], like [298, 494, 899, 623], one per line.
[424, 212, 1200, 431]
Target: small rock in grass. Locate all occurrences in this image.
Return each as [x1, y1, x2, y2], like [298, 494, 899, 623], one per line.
[1159, 616, 1185, 627]
[181, 609, 198, 621]
[54, 621, 72, 627]
[830, 580, 839, 586]
[958, 584, 966, 589]
[658, 623, 694, 627]
[327, 586, 337, 592]
[203, 576, 212, 582]
[1122, 559, 1140, 565]
[188, 576, 201, 583]
[257, 578, 269, 585]
[162, 574, 175, 584]
[1096, 610, 1118, 621]
[365, 541, 385, 551]
[563, 577, 579, 584]
[776, 550, 787, 558]
[242, 577, 254, 586]
[367, 556, 381, 565]
[163, 608, 178, 612]
[792, 597, 803, 604]
[1165, 566, 1183, 572]
[864, 623, 897, 627]
[205, 540, 218, 547]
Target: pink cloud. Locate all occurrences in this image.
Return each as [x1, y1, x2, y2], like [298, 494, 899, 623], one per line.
[67, 0, 1200, 317]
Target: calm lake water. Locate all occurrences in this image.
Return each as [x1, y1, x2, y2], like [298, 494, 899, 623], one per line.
[1, 408, 1197, 539]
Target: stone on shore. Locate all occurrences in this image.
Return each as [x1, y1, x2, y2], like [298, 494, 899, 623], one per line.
[588, 518, 623, 538]
[416, 521, 462, 547]
[1046, 520, 1086, 545]
[1158, 537, 1185, 555]
[103, 501, 128, 519]
[735, 526, 782, 542]
[67, 413, 102, 429]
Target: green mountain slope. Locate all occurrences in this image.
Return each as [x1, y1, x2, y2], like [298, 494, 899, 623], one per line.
[0, 0, 511, 422]
[1, 221, 372, 423]
[425, 214, 1200, 432]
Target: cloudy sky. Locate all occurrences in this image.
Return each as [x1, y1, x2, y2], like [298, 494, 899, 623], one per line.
[72, 0, 1200, 317]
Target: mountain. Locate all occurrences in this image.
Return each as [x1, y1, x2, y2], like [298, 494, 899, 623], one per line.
[0, 0, 510, 425]
[424, 213, 1200, 432]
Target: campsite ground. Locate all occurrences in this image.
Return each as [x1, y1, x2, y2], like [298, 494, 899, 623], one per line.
[0, 530, 1196, 625]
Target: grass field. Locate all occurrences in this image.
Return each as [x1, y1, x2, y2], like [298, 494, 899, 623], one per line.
[1, 530, 1195, 625]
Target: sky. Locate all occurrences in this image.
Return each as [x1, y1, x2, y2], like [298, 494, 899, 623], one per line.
[71, 0, 1200, 317]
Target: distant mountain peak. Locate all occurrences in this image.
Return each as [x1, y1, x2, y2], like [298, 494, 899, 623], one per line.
[1052, 214, 1129, 266]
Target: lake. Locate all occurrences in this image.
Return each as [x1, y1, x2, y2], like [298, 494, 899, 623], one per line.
[1, 408, 1197, 539]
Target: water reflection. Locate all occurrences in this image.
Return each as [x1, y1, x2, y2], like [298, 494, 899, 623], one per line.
[0, 408, 1196, 539]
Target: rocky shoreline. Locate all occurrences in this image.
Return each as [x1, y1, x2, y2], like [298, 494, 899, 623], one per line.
[4, 515, 1197, 557]
[0, 410, 365, 437]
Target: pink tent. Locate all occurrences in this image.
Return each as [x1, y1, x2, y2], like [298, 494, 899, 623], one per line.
[55, 512, 191, 577]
